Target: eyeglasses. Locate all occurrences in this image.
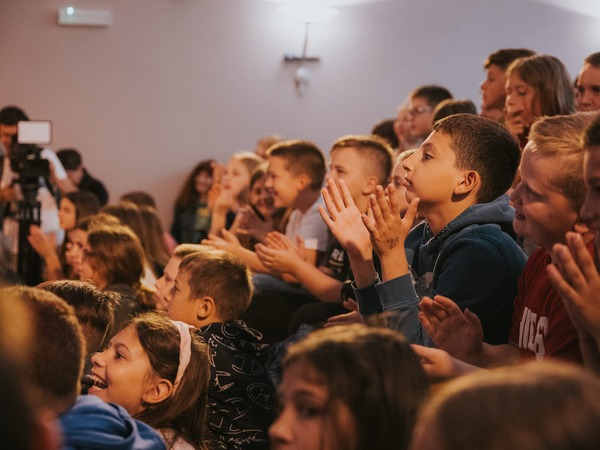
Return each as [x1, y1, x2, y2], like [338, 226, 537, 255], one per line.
[408, 106, 432, 116]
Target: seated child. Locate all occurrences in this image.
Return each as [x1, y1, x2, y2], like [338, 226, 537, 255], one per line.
[80, 224, 156, 331]
[575, 52, 600, 112]
[320, 114, 527, 345]
[38, 279, 116, 394]
[154, 243, 211, 310]
[203, 140, 329, 276]
[230, 163, 287, 248]
[166, 249, 277, 450]
[547, 111, 600, 373]
[418, 113, 595, 370]
[209, 152, 263, 236]
[247, 135, 394, 340]
[171, 160, 215, 244]
[3, 285, 166, 449]
[90, 311, 210, 450]
[270, 324, 429, 450]
[411, 361, 600, 450]
[0, 289, 60, 450]
[407, 85, 453, 142]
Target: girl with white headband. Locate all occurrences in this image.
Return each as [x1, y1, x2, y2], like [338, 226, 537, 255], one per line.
[89, 311, 211, 450]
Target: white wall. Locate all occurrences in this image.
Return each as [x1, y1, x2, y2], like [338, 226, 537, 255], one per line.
[0, 0, 598, 228]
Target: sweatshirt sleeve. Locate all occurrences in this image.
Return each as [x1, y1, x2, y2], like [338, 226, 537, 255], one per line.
[353, 232, 524, 346]
[353, 273, 431, 345]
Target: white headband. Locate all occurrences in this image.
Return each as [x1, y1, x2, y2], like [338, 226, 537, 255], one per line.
[170, 320, 194, 393]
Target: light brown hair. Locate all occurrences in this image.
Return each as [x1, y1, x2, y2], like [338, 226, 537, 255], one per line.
[415, 361, 600, 450]
[506, 54, 576, 118]
[177, 249, 252, 322]
[283, 324, 429, 450]
[527, 112, 596, 211]
[330, 135, 395, 185]
[267, 140, 326, 190]
[3, 286, 85, 415]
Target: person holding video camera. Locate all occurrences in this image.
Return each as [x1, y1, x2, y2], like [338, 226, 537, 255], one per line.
[0, 106, 77, 281]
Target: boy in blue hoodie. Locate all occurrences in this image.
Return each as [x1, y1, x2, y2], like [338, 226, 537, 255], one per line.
[320, 114, 527, 345]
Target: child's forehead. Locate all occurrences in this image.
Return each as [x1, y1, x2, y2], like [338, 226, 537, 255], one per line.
[284, 359, 327, 387]
[411, 95, 431, 106]
[330, 146, 362, 161]
[423, 131, 455, 154]
[267, 155, 289, 171]
[520, 145, 564, 181]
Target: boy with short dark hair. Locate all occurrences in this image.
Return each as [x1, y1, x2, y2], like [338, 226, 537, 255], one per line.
[321, 114, 527, 346]
[38, 279, 117, 394]
[418, 113, 595, 372]
[167, 249, 277, 450]
[408, 85, 453, 141]
[57, 147, 109, 206]
[480, 48, 536, 120]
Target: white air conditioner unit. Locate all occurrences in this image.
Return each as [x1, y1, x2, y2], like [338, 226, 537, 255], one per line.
[57, 7, 113, 27]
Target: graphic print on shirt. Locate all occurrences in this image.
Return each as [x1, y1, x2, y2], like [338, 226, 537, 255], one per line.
[518, 306, 548, 360]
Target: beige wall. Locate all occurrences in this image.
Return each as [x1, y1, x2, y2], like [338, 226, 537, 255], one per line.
[0, 0, 598, 229]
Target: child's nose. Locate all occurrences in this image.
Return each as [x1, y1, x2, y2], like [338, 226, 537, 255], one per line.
[91, 351, 105, 367]
[268, 411, 293, 444]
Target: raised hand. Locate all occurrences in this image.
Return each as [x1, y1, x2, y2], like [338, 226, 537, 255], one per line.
[548, 232, 600, 341]
[362, 183, 419, 281]
[202, 229, 242, 253]
[318, 178, 371, 261]
[418, 295, 483, 361]
[28, 225, 56, 258]
[234, 205, 274, 242]
[207, 162, 225, 210]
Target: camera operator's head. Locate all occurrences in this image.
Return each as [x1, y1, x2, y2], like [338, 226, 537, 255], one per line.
[0, 106, 29, 154]
[57, 148, 84, 186]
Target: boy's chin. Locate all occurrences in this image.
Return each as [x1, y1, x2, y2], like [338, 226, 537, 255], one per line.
[404, 191, 417, 204]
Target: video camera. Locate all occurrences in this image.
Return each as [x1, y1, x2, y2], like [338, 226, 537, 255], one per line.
[7, 120, 52, 286]
[9, 121, 51, 190]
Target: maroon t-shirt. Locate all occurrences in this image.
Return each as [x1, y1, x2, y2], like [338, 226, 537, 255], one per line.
[509, 247, 584, 364]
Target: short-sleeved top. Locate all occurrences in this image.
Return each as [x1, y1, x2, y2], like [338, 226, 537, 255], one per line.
[284, 196, 330, 252]
[509, 247, 583, 363]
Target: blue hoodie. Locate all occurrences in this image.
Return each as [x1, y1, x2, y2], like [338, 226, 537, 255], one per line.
[60, 395, 167, 450]
[354, 194, 527, 346]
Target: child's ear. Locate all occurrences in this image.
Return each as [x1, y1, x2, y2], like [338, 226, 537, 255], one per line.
[196, 296, 217, 321]
[362, 175, 380, 196]
[455, 170, 480, 196]
[142, 377, 174, 405]
[295, 173, 311, 191]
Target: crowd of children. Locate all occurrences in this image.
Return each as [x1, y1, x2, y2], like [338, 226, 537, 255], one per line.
[1, 49, 600, 450]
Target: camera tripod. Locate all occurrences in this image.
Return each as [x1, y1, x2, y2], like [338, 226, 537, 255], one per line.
[16, 183, 42, 286]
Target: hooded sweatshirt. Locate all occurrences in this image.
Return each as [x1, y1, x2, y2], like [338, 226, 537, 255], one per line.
[59, 395, 166, 450]
[354, 194, 527, 346]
